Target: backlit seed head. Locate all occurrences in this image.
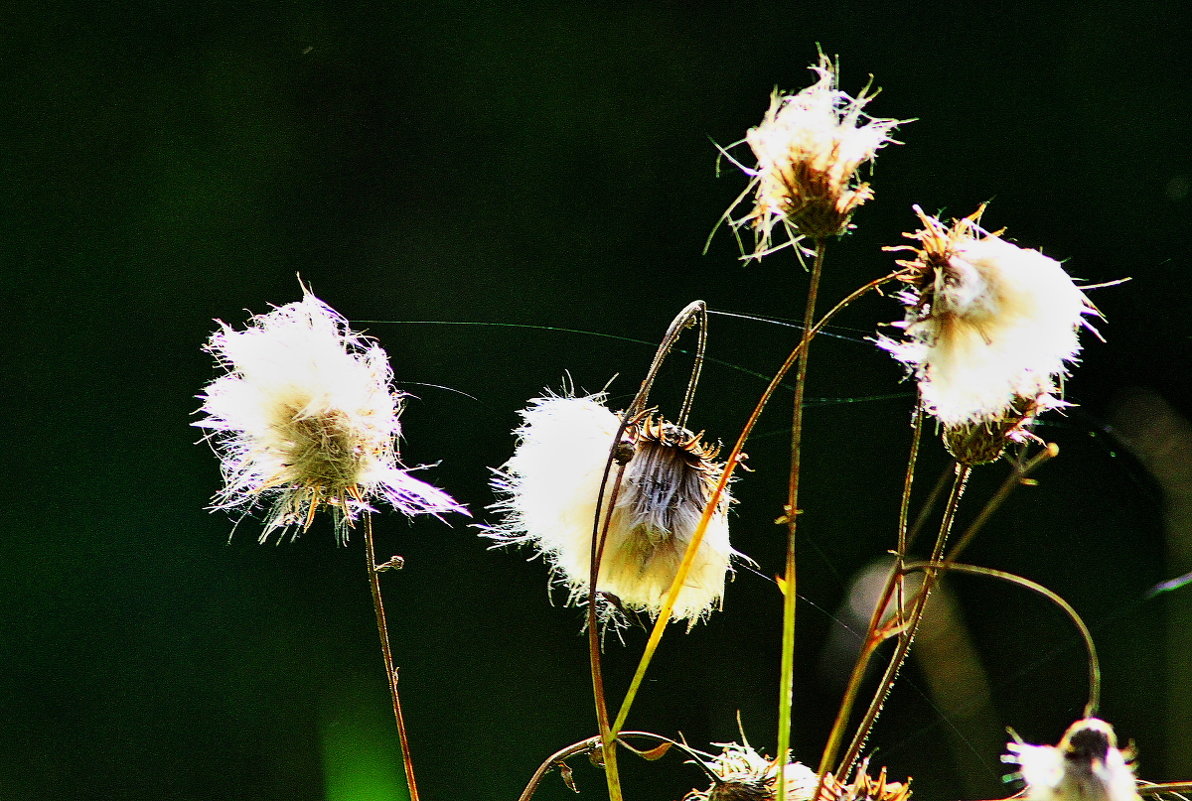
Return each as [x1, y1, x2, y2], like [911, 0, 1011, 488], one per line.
[729, 54, 903, 257]
[486, 392, 737, 625]
[879, 206, 1097, 461]
[194, 290, 466, 542]
[1003, 718, 1140, 801]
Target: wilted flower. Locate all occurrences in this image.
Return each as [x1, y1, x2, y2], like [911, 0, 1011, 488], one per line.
[729, 53, 903, 255]
[879, 206, 1097, 464]
[1003, 718, 1140, 801]
[486, 392, 735, 624]
[685, 744, 910, 801]
[194, 289, 466, 542]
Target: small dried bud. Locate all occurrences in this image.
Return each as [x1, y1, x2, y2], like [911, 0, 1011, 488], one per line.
[684, 743, 818, 801]
[486, 392, 738, 624]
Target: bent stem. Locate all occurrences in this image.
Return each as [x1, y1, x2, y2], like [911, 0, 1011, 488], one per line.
[516, 731, 714, 801]
[776, 238, 827, 800]
[903, 560, 1101, 717]
[363, 513, 420, 801]
[611, 266, 910, 739]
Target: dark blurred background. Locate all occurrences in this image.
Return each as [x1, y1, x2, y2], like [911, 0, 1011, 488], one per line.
[5, 2, 1191, 799]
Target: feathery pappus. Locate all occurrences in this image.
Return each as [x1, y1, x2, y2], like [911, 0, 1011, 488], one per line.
[728, 53, 904, 256]
[879, 205, 1098, 464]
[485, 391, 737, 625]
[194, 289, 467, 542]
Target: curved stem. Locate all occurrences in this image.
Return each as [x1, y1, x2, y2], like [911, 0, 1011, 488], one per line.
[585, 300, 709, 801]
[611, 267, 911, 738]
[902, 560, 1100, 717]
[363, 514, 420, 801]
[776, 238, 827, 800]
[516, 731, 712, 801]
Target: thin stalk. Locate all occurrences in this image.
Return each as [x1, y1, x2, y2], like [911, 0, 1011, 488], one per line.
[610, 266, 910, 737]
[588, 465, 629, 801]
[776, 238, 827, 800]
[363, 513, 420, 801]
[944, 444, 1059, 565]
[813, 408, 921, 785]
[835, 463, 972, 780]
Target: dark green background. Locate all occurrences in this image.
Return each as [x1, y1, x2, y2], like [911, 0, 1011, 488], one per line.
[6, 3, 1191, 799]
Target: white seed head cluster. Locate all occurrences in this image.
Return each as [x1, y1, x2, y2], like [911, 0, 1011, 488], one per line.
[684, 742, 819, 801]
[734, 54, 902, 251]
[486, 392, 735, 624]
[880, 207, 1096, 432]
[195, 290, 465, 541]
[1003, 718, 1140, 801]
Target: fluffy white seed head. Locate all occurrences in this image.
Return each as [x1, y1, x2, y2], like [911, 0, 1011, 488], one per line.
[195, 290, 466, 542]
[486, 392, 735, 625]
[731, 54, 903, 254]
[879, 207, 1096, 461]
[1003, 718, 1140, 801]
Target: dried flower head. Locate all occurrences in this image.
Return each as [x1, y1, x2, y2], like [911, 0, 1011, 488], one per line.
[728, 53, 903, 255]
[486, 391, 736, 624]
[685, 744, 910, 801]
[684, 742, 818, 801]
[879, 206, 1098, 464]
[195, 289, 466, 542]
[1003, 718, 1140, 801]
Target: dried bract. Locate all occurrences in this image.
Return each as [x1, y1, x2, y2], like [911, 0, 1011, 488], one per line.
[195, 290, 466, 542]
[1003, 718, 1140, 801]
[730, 54, 903, 256]
[486, 392, 736, 624]
[879, 206, 1097, 464]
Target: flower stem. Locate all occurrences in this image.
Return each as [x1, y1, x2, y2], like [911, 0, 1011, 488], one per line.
[363, 513, 420, 801]
[835, 463, 971, 780]
[776, 239, 827, 801]
[610, 266, 910, 739]
[813, 409, 922, 790]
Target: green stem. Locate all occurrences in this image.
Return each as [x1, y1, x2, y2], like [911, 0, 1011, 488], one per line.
[776, 239, 827, 800]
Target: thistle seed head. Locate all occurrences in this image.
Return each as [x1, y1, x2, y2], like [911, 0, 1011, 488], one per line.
[486, 392, 737, 624]
[194, 289, 466, 542]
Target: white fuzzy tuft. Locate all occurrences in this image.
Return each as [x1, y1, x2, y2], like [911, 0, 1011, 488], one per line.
[881, 211, 1096, 428]
[1003, 719, 1140, 801]
[195, 290, 466, 542]
[732, 54, 903, 251]
[487, 393, 735, 624]
[684, 742, 819, 801]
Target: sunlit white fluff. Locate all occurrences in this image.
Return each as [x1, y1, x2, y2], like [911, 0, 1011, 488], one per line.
[730, 54, 903, 253]
[486, 392, 734, 624]
[684, 742, 818, 801]
[195, 290, 466, 542]
[880, 207, 1096, 429]
[1003, 718, 1140, 801]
